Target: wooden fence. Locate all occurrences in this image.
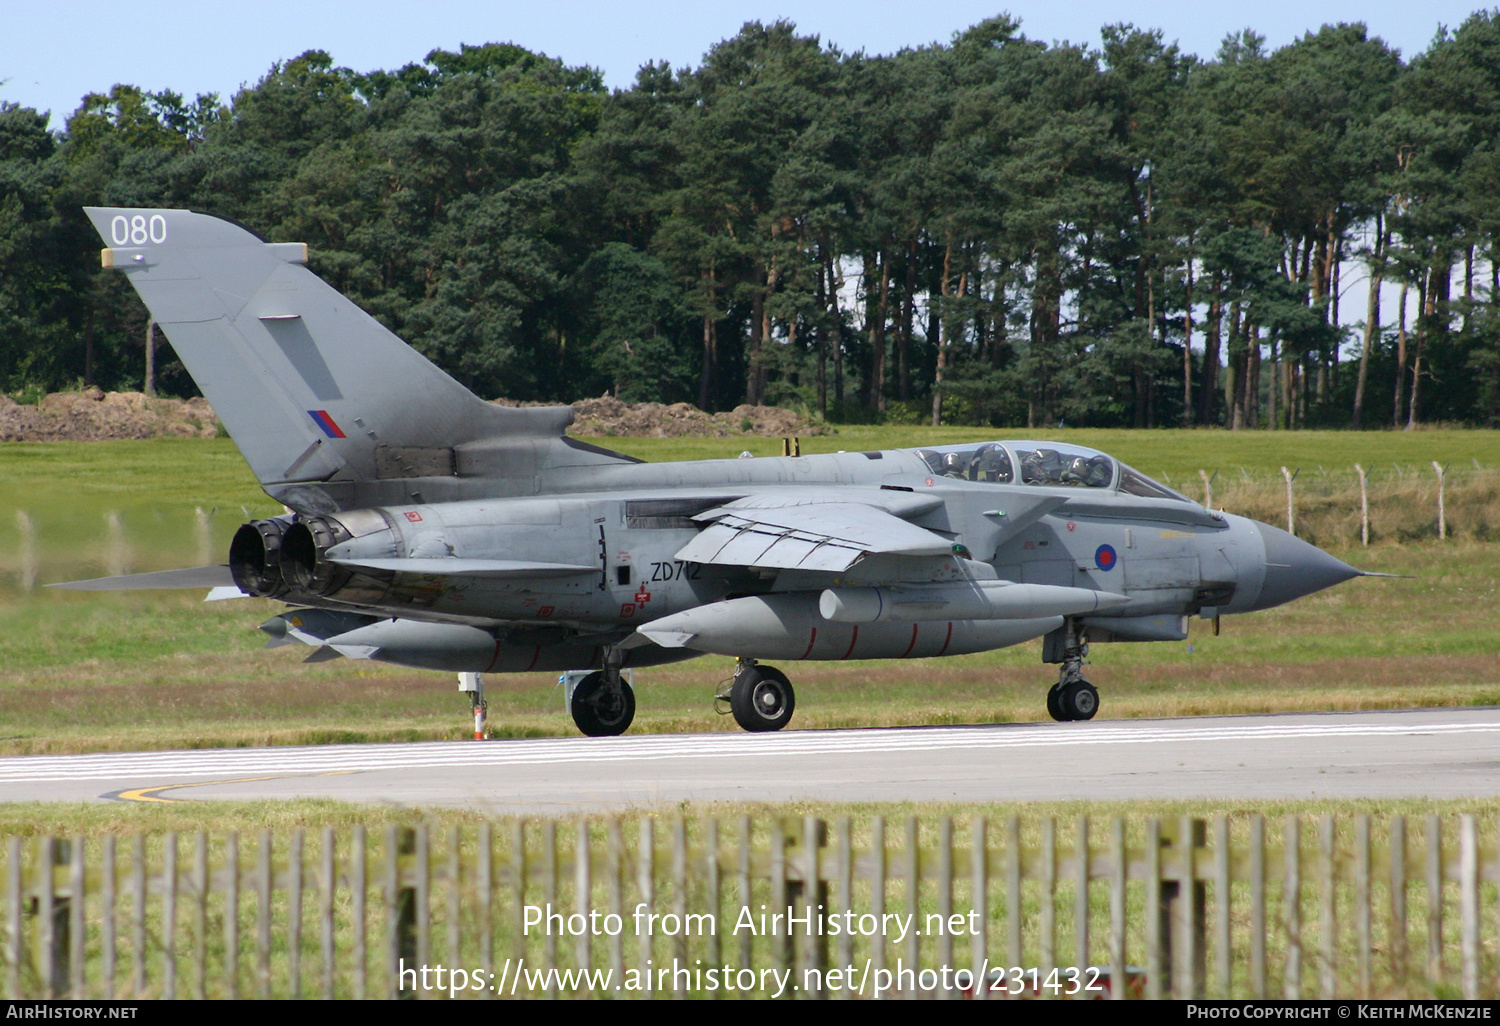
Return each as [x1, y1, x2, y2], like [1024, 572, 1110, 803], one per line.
[2, 813, 1498, 1000]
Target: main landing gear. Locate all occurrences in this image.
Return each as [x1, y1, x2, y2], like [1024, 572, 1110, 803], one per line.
[1045, 619, 1099, 722]
[719, 658, 796, 732]
[570, 652, 636, 737]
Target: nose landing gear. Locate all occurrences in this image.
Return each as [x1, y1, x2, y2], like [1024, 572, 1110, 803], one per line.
[1045, 620, 1098, 722]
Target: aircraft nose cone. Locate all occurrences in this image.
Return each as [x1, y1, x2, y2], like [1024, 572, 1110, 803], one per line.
[1251, 521, 1361, 610]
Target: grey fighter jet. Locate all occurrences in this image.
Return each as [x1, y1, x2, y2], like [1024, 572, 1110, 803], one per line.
[64, 208, 1378, 736]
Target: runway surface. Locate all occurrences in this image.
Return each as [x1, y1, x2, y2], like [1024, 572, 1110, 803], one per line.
[1, 707, 1498, 813]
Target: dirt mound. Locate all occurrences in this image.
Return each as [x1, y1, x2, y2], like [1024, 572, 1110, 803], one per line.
[0, 389, 220, 442]
[566, 396, 814, 437]
[1, 390, 811, 442]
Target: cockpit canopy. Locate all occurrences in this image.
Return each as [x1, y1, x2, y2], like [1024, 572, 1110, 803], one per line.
[911, 441, 1193, 503]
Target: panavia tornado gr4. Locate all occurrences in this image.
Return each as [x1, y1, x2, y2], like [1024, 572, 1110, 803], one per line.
[64, 207, 1381, 736]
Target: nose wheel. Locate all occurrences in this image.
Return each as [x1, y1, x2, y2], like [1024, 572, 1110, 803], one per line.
[725, 660, 795, 732]
[1045, 619, 1098, 722]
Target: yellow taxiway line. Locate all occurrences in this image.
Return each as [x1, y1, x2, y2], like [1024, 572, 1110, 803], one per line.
[115, 771, 353, 803]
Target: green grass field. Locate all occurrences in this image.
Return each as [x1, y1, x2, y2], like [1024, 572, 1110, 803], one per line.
[0, 431, 1495, 757]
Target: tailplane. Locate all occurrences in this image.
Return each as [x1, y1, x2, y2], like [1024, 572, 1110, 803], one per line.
[86, 208, 628, 511]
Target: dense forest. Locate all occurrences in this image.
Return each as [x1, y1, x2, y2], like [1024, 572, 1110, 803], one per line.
[3, 13, 1500, 429]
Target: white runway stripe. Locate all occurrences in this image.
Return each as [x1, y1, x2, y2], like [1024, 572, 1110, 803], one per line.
[1, 717, 1496, 783]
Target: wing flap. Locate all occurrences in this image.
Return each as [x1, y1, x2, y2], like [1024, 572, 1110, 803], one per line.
[677, 502, 952, 572]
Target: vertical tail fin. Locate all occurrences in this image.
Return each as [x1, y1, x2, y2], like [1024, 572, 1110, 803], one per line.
[87, 208, 603, 511]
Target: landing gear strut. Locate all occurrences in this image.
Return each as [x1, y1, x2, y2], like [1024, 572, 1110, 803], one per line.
[570, 650, 635, 736]
[721, 658, 795, 732]
[1046, 620, 1098, 722]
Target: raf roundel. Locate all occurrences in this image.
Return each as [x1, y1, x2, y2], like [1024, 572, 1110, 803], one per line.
[1095, 544, 1118, 571]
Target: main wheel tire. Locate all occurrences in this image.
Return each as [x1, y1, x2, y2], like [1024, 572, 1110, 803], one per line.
[1057, 680, 1099, 721]
[1046, 684, 1065, 722]
[570, 671, 636, 737]
[730, 665, 795, 732]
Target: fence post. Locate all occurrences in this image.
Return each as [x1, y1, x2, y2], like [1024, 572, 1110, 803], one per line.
[1159, 818, 1206, 999]
[1280, 467, 1298, 536]
[104, 511, 128, 577]
[1432, 461, 1447, 540]
[1355, 464, 1369, 546]
[15, 511, 36, 592]
[1199, 470, 1216, 509]
[194, 506, 213, 566]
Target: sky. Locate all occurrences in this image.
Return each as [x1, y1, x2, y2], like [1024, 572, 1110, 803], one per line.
[2, 1, 1493, 127]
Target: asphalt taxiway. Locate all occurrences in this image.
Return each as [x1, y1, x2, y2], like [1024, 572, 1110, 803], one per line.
[1, 707, 1497, 813]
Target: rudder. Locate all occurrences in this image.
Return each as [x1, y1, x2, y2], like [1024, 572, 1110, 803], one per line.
[87, 207, 585, 510]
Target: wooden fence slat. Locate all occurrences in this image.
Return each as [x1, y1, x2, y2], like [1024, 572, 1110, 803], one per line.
[1003, 816, 1020, 972]
[904, 816, 919, 1001]
[706, 818, 723, 984]
[1461, 815, 1479, 1000]
[736, 816, 751, 973]
[1427, 814, 1443, 985]
[256, 831, 272, 999]
[1040, 817, 1056, 982]
[638, 817, 654, 998]
[1318, 815, 1335, 1000]
[102, 835, 116, 1000]
[672, 818, 688, 998]
[1250, 815, 1265, 999]
[194, 832, 208, 1001]
[1214, 816, 1230, 997]
[1145, 818, 1162, 1001]
[223, 832, 238, 1001]
[477, 823, 492, 1002]
[770, 817, 788, 982]
[1355, 815, 1371, 997]
[1391, 816, 1407, 989]
[510, 820, 525, 971]
[937, 817, 954, 1000]
[607, 819, 624, 988]
[448, 825, 463, 980]
[416, 824, 431, 992]
[1109, 817, 1125, 1001]
[541, 820, 555, 999]
[163, 833, 178, 1000]
[871, 816, 887, 987]
[68, 836, 84, 999]
[1074, 815, 1089, 976]
[4, 836, 18, 1000]
[320, 827, 335, 1001]
[37, 838, 55, 999]
[971, 817, 988, 1003]
[575, 820, 591, 1000]
[351, 825, 365, 1001]
[133, 834, 147, 998]
[286, 830, 300, 999]
[1285, 816, 1301, 999]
